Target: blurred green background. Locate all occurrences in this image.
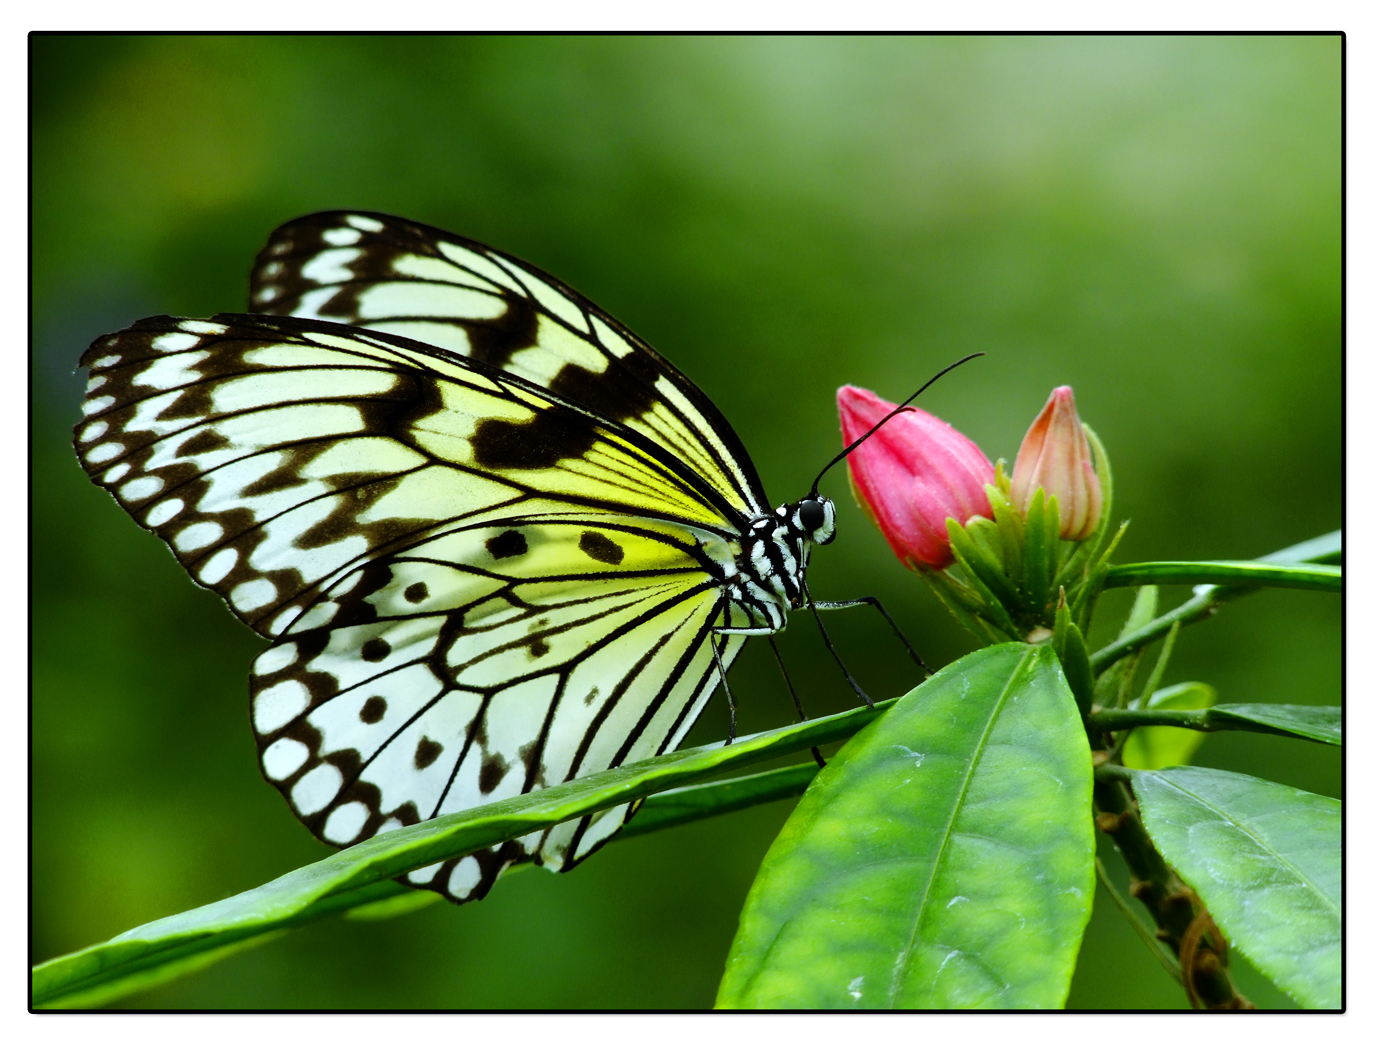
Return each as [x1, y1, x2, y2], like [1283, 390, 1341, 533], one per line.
[32, 35, 1341, 1009]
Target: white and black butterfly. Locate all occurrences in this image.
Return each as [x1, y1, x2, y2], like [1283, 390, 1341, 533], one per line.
[74, 212, 915, 904]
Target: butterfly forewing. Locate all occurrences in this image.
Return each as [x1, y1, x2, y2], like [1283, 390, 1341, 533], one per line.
[250, 211, 769, 517]
[76, 314, 738, 639]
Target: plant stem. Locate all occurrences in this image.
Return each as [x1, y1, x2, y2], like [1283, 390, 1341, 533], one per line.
[1090, 706, 1303, 737]
[1103, 561, 1341, 592]
[1091, 772, 1251, 1009]
[1090, 530, 1341, 674]
[1094, 858, 1183, 985]
[1089, 585, 1237, 674]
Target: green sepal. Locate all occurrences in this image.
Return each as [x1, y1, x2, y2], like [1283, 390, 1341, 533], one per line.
[1077, 423, 1115, 567]
[1023, 488, 1051, 617]
[945, 519, 1020, 636]
[1043, 495, 1062, 588]
[985, 483, 1025, 593]
[1052, 593, 1095, 718]
[921, 568, 1016, 645]
[964, 514, 1007, 569]
[993, 458, 1013, 497]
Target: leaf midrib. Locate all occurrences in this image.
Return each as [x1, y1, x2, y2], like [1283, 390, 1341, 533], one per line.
[886, 648, 1035, 1005]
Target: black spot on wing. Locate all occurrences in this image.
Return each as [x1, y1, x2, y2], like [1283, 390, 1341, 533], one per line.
[360, 696, 387, 723]
[467, 294, 539, 370]
[414, 736, 443, 770]
[549, 360, 656, 423]
[404, 582, 429, 603]
[470, 406, 598, 470]
[485, 529, 527, 560]
[360, 638, 391, 662]
[527, 637, 550, 658]
[479, 753, 510, 794]
[578, 531, 625, 565]
[176, 428, 230, 456]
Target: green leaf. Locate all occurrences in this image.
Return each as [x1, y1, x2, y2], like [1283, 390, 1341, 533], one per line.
[1121, 682, 1217, 770]
[1104, 561, 1341, 592]
[33, 696, 893, 1010]
[1210, 704, 1342, 745]
[1132, 767, 1342, 1009]
[716, 644, 1096, 1010]
[1258, 530, 1341, 565]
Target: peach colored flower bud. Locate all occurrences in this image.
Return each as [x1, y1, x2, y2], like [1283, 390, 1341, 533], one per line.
[837, 385, 995, 570]
[1010, 386, 1102, 541]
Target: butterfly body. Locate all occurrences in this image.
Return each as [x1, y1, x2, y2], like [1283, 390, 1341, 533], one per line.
[75, 212, 839, 904]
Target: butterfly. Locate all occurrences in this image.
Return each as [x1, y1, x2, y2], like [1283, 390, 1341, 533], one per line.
[73, 211, 884, 906]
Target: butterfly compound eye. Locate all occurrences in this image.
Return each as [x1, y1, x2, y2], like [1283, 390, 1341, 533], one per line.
[798, 498, 827, 532]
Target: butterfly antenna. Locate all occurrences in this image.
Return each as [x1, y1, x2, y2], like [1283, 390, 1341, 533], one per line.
[808, 352, 985, 497]
[767, 636, 825, 768]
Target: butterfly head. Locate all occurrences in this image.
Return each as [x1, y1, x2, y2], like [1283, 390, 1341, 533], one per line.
[792, 495, 836, 547]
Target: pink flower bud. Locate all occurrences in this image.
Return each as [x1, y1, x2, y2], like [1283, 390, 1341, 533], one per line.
[1010, 386, 1102, 541]
[837, 385, 995, 570]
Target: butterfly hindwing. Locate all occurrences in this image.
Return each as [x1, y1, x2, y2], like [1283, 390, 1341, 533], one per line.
[250, 211, 769, 518]
[254, 514, 744, 902]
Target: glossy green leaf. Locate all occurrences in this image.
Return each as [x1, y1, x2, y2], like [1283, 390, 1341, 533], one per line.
[717, 644, 1095, 1009]
[1211, 704, 1341, 745]
[1133, 767, 1342, 1009]
[1121, 682, 1217, 770]
[34, 697, 893, 1009]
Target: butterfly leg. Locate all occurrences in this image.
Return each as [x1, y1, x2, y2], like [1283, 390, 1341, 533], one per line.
[801, 579, 874, 709]
[710, 632, 739, 745]
[767, 636, 825, 769]
[810, 595, 931, 676]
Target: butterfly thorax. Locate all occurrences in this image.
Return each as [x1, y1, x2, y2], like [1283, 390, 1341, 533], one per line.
[717, 495, 836, 634]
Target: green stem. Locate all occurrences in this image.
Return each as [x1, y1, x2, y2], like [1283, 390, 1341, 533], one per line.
[1090, 585, 1233, 673]
[1104, 561, 1340, 592]
[1090, 530, 1340, 674]
[1094, 858, 1183, 985]
[1092, 708, 1261, 733]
